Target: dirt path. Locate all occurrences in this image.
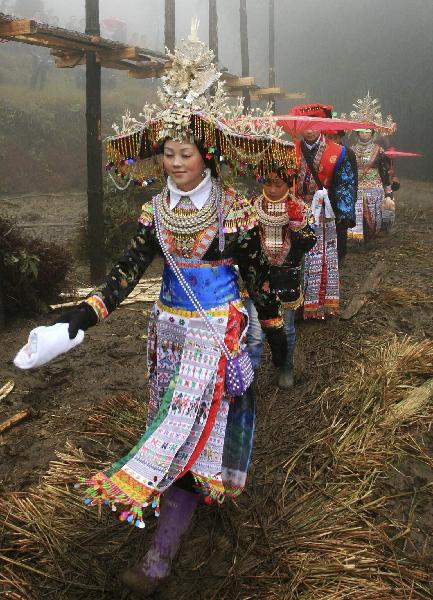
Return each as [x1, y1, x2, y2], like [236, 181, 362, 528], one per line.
[0, 179, 432, 598]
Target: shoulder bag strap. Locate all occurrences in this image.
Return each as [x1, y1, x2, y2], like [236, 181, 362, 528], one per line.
[301, 141, 324, 190]
[152, 196, 232, 360]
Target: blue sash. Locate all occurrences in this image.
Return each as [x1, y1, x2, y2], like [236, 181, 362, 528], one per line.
[159, 259, 240, 311]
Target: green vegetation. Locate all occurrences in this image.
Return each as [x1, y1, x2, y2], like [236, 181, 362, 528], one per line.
[0, 216, 71, 318]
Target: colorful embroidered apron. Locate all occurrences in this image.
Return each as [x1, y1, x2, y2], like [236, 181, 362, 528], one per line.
[302, 220, 339, 319]
[348, 144, 384, 241]
[82, 259, 255, 527]
[296, 139, 340, 319]
[348, 172, 384, 241]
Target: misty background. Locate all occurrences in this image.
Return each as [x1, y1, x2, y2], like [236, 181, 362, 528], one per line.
[1, 0, 432, 191]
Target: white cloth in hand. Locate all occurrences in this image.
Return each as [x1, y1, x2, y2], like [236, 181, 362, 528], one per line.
[14, 323, 84, 370]
[311, 188, 335, 226]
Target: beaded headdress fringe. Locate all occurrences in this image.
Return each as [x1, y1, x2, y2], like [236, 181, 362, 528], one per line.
[105, 19, 296, 189]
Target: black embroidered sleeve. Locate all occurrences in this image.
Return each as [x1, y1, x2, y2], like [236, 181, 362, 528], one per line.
[86, 222, 159, 316]
[332, 153, 357, 227]
[346, 146, 358, 190]
[377, 150, 393, 195]
[234, 226, 283, 326]
[290, 224, 317, 258]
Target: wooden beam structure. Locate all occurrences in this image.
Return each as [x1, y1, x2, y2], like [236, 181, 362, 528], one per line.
[0, 12, 304, 99]
[0, 12, 167, 78]
[0, 17, 36, 35]
[250, 89, 306, 102]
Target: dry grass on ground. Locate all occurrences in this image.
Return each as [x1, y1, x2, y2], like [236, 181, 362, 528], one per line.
[1, 336, 433, 599]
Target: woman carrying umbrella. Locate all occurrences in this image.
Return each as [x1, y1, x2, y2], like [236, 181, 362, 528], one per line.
[286, 103, 357, 320]
[15, 23, 291, 598]
[344, 93, 397, 242]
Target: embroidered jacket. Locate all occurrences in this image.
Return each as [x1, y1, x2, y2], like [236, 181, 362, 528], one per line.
[352, 142, 393, 196]
[254, 196, 317, 309]
[85, 186, 283, 327]
[296, 136, 357, 227]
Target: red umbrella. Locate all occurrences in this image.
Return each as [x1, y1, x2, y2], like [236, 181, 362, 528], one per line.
[384, 147, 423, 158]
[275, 115, 377, 135]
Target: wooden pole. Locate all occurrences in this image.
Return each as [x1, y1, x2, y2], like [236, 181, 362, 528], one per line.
[165, 0, 175, 52]
[268, 0, 276, 110]
[239, 0, 250, 110]
[208, 0, 218, 62]
[85, 0, 105, 283]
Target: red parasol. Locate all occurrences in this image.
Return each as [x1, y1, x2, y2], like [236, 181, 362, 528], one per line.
[274, 115, 377, 135]
[384, 147, 423, 158]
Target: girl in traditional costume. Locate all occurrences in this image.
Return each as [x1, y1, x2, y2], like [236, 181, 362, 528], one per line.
[26, 23, 292, 597]
[345, 93, 397, 242]
[246, 163, 317, 389]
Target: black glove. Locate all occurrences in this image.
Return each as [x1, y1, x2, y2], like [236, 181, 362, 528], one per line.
[263, 327, 288, 368]
[54, 303, 98, 340]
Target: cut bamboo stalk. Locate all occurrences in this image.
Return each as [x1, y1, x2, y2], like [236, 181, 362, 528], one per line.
[0, 410, 30, 435]
[0, 380, 14, 402]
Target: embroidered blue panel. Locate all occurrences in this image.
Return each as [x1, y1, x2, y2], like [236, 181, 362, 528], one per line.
[334, 154, 357, 222]
[160, 260, 240, 311]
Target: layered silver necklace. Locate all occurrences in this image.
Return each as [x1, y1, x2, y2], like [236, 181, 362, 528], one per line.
[255, 194, 291, 227]
[255, 194, 292, 265]
[156, 179, 221, 235]
[353, 140, 377, 167]
[156, 179, 222, 257]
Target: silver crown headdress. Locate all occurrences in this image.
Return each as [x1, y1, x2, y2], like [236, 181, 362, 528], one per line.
[106, 19, 295, 188]
[342, 92, 396, 134]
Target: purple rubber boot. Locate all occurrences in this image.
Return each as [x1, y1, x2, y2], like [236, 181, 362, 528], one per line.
[121, 486, 199, 597]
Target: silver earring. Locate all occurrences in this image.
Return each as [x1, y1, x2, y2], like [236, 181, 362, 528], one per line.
[201, 169, 207, 178]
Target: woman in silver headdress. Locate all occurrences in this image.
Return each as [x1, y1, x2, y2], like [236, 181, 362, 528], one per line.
[345, 93, 397, 242]
[18, 23, 291, 597]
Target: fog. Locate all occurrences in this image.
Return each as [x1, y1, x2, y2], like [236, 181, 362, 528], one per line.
[2, 0, 432, 179]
